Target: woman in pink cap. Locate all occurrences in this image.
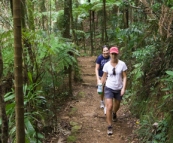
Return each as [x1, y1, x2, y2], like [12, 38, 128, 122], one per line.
[101, 46, 127, 135]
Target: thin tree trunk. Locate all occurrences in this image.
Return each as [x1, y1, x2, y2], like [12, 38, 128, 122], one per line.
[13, 0, 25, 142]
[70, 0, 76, 44]
[103, 0, 108, 43]
[49, 0, 52, 34]
[21, 0, 29, 85]
[0, 45, 8, 143]
[89, 3, 94, 55]
[63, 0, 73, 95]
[26, 0, 36, 74]
[10, 0, 13, 16]
[22, 0, 37, 84]
[63, 0, 70, 38]
[81, 22, 86, 51]
[123, 4, 129, 28]
[92, 11, 95, 52]
[0, 86, 8, 143]
[40, 0, 47, 30]
[70, 0, 80, 82]
[27, 0, 35, 30]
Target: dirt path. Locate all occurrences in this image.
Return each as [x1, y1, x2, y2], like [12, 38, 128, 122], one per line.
[49, 56, 139, 143]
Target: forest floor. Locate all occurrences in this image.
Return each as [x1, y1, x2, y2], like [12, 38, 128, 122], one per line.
[47, 56, 140, 143]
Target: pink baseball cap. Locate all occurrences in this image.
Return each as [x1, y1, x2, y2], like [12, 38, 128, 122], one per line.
[110, 47, 119, 54]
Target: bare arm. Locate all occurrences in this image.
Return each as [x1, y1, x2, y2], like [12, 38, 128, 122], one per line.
[121, 70, 127, 96]
[101, 72, 107, 85]
[95, 63, 100, 83]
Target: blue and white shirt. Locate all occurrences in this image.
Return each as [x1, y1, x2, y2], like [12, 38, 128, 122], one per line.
[96, 54, 110, 77]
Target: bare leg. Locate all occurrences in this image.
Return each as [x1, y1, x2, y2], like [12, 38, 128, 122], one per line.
[101, 84, 105, 101]
[99, 92, 104, 108]
[100, 84, 105, 108]
[99, 77, 104, 103]
[100, 93, 104, 101]
[105, 98, 113, 126]
[113, 99, 120, 113]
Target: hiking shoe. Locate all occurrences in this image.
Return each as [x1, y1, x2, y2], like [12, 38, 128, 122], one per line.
[100, 101, 104, 108]
[112, 112, 117, 122]
[104, 107, 106, 115]
[107, 126, 113, 135]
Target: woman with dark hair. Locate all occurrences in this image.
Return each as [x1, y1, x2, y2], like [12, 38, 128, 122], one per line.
[95, 45, 110, 109]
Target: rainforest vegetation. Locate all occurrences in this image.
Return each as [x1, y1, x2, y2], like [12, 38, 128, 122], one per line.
[0, 0, 173, 142]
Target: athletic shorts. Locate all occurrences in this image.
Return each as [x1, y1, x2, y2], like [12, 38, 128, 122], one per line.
[104, 86, 122, 101]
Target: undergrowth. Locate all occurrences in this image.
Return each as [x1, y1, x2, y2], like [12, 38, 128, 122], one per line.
[125, 38, 173, 143]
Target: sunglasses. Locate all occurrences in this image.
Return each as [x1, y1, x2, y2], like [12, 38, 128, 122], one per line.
[112, 68, 116, 75]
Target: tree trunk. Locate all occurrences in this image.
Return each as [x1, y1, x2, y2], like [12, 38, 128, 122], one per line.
[70, 0, 77, 45]
[21, 0, 29, 85]
[88, 0, 94, 56]
[0, 45, 8, 143]
[22, 0, 37, 84]
[70, 0, 81, 82]
[103, 0, 108, 43]
[63, 0, 70, 38]
[13, 0, 25, 142]
[27, 0, 35, 30]
[40, 0, 47, 30]
[123, 4, 129, 28]
[92, 11, 95, 52]
[101, 10, 104, 44]
[63, 0, 73, 95]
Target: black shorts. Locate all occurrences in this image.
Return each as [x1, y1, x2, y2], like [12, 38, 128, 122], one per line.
[104, 86, 122, 101]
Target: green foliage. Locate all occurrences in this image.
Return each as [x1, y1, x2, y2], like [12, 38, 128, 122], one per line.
[53, 10, 64, 31]
[152, 119, 168, 143]
[69, 107, 78, 116]
[4, 82, 47, 143]
[1, 30, 14, 76]
[24, 117, 44, 143]
[122, 89, 133, 105]
[91, 1, 122, 12]
[108, 25, 146, 48]
[131, 63, 143, 81]
[132, 45, 156, 61]
[136, 112, 156, 143]
[127, 44, 159, 120]
[161, 71, 173, 97]
[67, 135, 77, 143]
[151, 3, 162, 12]
[74, 29, 86, 41]
[22, 30, 79, 93]
[159, 71, 173, 111]
[137, 115, 168, 143]
[164, 0, 173, 7]
[73, 3, 90, 19]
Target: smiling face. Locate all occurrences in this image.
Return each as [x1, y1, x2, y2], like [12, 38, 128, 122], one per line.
[102, 47, 109, 58]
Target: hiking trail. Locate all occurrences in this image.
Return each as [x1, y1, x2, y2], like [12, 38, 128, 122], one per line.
[49, 56, 139, 143]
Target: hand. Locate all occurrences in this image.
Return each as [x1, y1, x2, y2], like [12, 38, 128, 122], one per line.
[97, 79, 101, 85]
[121, 88, 125, 96]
